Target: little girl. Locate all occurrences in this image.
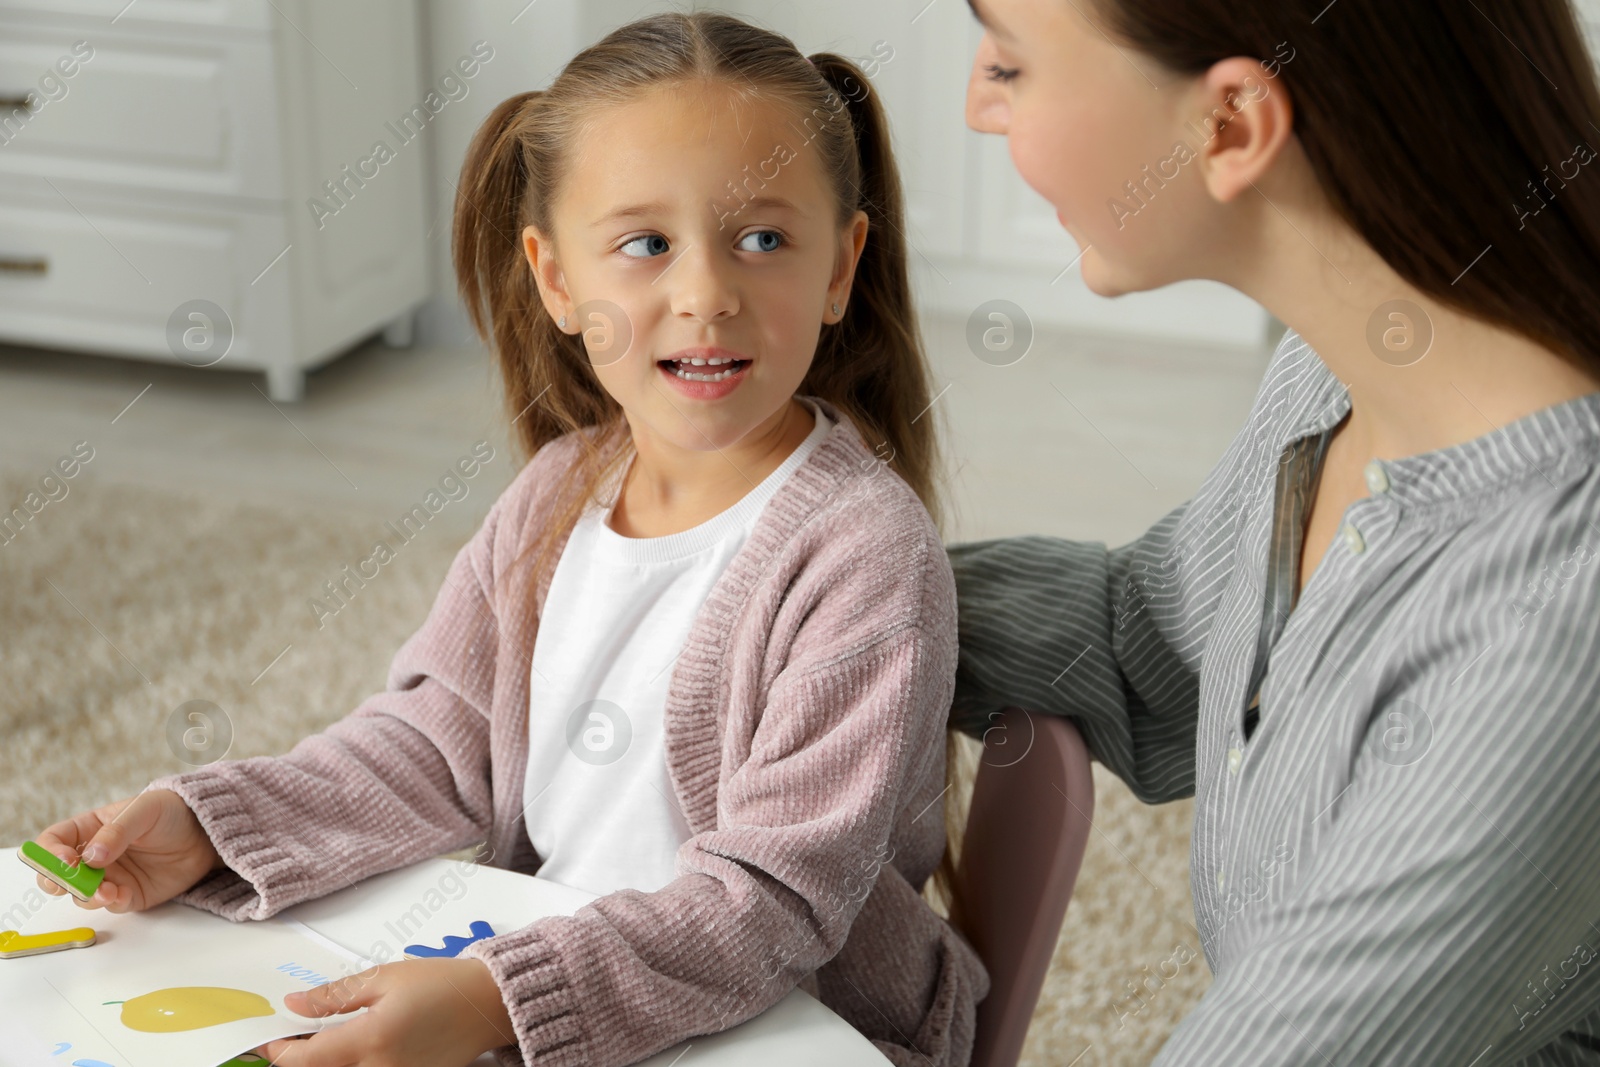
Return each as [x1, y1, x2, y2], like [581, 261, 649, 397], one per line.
[31, 12, 986, 1067]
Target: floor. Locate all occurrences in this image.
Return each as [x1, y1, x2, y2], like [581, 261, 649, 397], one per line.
[0, 331, 513, 547]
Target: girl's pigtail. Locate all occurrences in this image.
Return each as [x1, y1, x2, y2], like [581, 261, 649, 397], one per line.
[453, 90, 551, 451]
[805, 53, 942, 527]
[809, 51, 961, 924]
[452, 89, 626, 612]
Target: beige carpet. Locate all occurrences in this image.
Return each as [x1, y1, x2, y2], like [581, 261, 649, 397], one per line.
[0, 465, 1209, 1064]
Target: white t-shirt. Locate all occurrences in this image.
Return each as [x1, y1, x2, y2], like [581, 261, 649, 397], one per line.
[523, 400, 833, 896]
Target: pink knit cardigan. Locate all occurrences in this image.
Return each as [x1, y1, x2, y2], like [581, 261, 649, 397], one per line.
[148, 398, 988, 1067]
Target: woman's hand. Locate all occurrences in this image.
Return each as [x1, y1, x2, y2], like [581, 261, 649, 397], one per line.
[31, 789, 224, 912]
[254, 958, 517, 1066]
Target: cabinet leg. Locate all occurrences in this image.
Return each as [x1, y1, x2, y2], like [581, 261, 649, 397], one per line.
[382, 308, 416, 348]
[265, 364, 305, 403]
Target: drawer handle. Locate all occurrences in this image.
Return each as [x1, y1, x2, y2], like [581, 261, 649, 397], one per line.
[0, 257, 48, 274]
[0, 94, 33, 109]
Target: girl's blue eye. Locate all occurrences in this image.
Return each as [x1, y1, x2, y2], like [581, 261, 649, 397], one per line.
[737, 230, 784, 253]
[620, 234, 670, 258]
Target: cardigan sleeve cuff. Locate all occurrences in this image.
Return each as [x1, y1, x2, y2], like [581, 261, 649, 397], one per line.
[144, 772, 314, 921]
[461, 924, 589, 1067]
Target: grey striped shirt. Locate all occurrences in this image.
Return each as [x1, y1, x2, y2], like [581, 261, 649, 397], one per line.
[948, 329, 1600, 1065]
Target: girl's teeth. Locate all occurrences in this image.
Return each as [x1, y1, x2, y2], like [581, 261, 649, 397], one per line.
[669, 361, 740, 382]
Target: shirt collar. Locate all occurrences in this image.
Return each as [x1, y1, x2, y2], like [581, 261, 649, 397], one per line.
[1278, 328, 1600, 507]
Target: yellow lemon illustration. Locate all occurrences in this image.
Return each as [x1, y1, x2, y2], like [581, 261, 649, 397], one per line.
[110, 986, 274, 1032]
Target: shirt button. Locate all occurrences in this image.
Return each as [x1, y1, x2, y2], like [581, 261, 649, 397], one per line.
[1343, 523, 1366, 554]
[1217, 871, 1226, 890]
[1364, 459, 1390, 494]
[1227, 747, 1242, 775]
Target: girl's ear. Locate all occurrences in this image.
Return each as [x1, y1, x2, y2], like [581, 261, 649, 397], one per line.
[827, 210, 870, 324]
[522, 224, 574, 330]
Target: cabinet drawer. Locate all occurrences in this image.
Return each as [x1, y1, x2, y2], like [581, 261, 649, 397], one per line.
[0, 188, 287, 368]
[0, 21, 283, 200]
[0, 0, 268, 33]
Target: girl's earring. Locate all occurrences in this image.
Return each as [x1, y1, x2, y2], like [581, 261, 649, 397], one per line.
[832, 303, 841, 317]
[558, 315, 567, 329]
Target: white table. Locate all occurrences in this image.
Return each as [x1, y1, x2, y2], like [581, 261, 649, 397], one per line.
[1, 850, 888, 1066]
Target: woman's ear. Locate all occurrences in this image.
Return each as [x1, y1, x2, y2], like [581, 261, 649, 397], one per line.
[1194, 56, 1296, 206]
[827, 210, 871, 323]
[522, 224, 574, 330]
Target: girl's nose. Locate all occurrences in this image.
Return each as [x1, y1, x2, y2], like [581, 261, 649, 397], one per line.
[668, 247, 740, 323]
[966, 36, 1010, 135]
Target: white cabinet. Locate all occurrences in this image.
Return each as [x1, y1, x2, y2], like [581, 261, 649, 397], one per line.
[0, 0, 430, 400]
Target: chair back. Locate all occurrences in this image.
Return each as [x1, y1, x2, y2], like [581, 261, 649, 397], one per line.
[955, 709, 1096, 1067]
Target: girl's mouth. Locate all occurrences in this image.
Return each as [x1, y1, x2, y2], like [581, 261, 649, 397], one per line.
[656, 353, 751, 400]
[658, 355, 750, 382]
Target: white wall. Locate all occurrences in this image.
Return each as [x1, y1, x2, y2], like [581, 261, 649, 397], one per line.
[413, 0, 582, 346]
[414, 0, 1600, 349]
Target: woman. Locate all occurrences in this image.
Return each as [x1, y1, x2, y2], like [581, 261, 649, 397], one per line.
[951, 0, 1600, 1061]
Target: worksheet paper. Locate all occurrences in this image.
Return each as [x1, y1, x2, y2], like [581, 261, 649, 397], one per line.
[0, 852, 366, 1067]
[3, 849, 894, 1067]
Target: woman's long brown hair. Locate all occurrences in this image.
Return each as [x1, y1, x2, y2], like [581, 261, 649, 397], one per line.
[1090, 0, 1600, 374]
[451, 13, 962, 910]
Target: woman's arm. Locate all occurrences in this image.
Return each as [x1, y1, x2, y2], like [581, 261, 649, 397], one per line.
[948, 500, 1209, 805]
[947, 328, 1315, 807]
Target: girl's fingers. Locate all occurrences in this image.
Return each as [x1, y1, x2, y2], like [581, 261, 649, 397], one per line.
[30, 798, 144, 908]
[79, 794, 156, 868]
[31, 853, 131, 909]
[35, 809, 98, 855]
[255, 1035, 307, 1065]
[256, 1021, 365, 1067]
[285, 967, 385, 1018]
[88, 878, 130, 912]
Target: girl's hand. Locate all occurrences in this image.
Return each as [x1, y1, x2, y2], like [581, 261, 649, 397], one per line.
[31, 789, 224, 912]
[255, 958, 517, 1066]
